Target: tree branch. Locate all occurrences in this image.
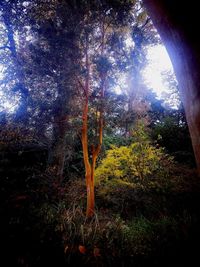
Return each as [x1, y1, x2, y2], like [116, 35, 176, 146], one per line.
[141, 18, 151, 30]
[0, 40, 10, 50]
[0, 45, 10, 50]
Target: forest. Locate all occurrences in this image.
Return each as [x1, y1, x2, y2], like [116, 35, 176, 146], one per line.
[0, 0, 200, 266]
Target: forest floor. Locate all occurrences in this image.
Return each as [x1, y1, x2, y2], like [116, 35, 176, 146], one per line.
[1, 150, 200, 267]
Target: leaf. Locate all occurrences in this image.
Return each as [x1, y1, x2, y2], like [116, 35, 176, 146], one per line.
[93, 247, 101, 257]
[78, 245, 86, 254]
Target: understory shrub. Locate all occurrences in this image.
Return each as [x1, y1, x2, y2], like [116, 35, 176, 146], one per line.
[38, 200, 184, 266]
[94, 124, 175, 218]
[95, 124, 173, 186]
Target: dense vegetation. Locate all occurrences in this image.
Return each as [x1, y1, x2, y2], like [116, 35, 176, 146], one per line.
[0, 0, 199, 266]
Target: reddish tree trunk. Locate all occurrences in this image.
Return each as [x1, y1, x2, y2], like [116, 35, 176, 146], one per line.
[81, 19, 106, 217]
[81, 97, 93, 217]
[81, 33, 95, 217]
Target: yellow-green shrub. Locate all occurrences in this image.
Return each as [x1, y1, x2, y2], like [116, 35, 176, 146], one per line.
[95, 125, 173, 185]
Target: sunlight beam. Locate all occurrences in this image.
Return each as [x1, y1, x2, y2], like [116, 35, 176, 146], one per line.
[143, 44, 174, 97]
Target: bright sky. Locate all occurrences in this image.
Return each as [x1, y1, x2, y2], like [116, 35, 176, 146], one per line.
[143, 44, 174, 97]
[115, 44, 175, 99]
[0, 44, 175, 113]
[0, 65, 18, 113]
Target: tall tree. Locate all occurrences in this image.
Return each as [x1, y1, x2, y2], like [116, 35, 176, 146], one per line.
[21, 0, 81, 179]
[74, 0, 135, 217]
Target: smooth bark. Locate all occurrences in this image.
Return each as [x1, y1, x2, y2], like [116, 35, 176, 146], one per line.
[81, 24, 105, 217]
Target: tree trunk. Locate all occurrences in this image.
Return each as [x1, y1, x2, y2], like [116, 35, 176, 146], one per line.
[48, 117, 68, 181]
[81, 32, 96, 217]
[81, 97, 94, 217]
[143, 0, 200, 174]
[47, 79, 70, 181]
[81, 19, 106, 217]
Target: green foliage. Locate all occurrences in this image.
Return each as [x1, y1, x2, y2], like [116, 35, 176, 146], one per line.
[38, 196, 185, 266]
[122, 216, 178, 256]
[0, 124, 36, 148]
[151, 114, 195, 165]
[95, 56, 112, 74]
[103, 134, 130, 149]
[96, 123, 173, 184]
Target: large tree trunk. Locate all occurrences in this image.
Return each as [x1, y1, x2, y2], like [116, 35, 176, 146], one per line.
[143, 0, 200, 174]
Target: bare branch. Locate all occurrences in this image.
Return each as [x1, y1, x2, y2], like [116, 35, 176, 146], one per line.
[0, 45, 10, 50]
[0, 40, 10, 51]
[141, 18, 151, 30]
